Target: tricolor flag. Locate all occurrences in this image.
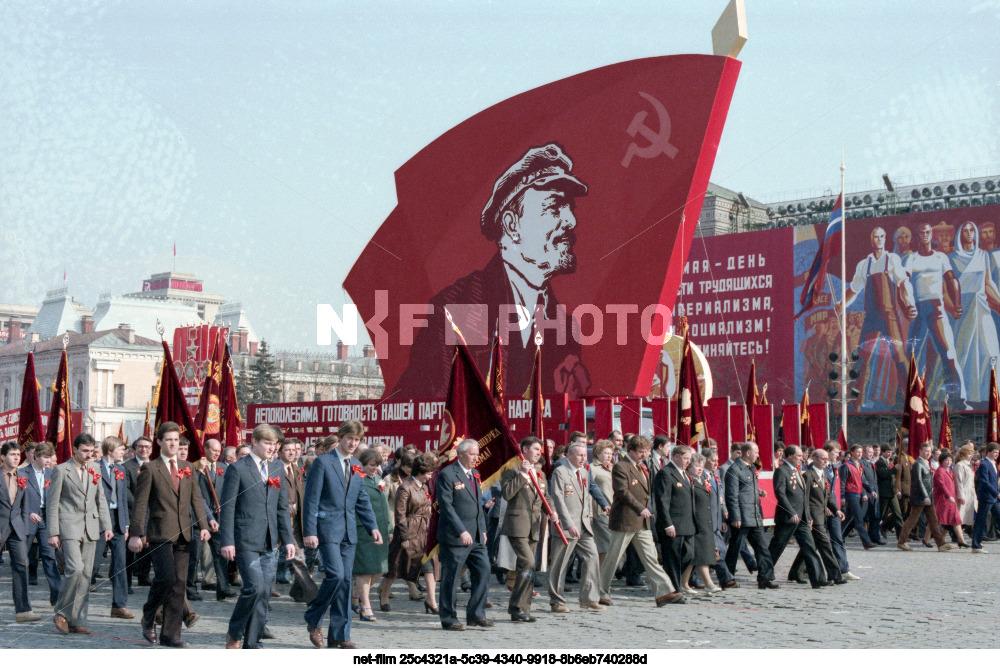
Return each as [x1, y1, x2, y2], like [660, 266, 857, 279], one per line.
[795, 193, 844, 320]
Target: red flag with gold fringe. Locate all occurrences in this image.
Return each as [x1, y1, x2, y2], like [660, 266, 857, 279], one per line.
[938, 402, 953, 453]
[676, 318, 707, 446]
[799, 387, 813, 452]
[46, 350, 74, 463]
[17, 352, 44, 449]
[219, 341, 243, 448]
[153, 340, 203, 461]
[745, 361, 759, 443]
[194, 330, 225, 441]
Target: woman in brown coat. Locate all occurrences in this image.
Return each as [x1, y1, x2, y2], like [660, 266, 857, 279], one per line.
[382, 453, 439, 613]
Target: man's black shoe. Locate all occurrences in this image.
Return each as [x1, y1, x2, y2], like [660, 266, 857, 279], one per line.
[442, 622, 465, 631]
[187, 591, 203, 601]
[202, 583, 217, 591]
[788, 576, 807, 584]
[510, 610, 536, 622]
[758, 581, 780, 590]
[833, 578, 847, 585]
[625, 578, 644, 587]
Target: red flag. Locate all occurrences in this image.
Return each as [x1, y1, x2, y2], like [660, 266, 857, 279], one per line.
[46, 350, 73, 463]
[903, 374, 932, 458]
[153, 340, 203, 461]
[173, 242, 176, 257]
[194, 330, 225, 441]
[528, 341, 548, 475]
[676, 318, 707, 446]
[745, 361, 759, 442]
[425, 333, 524, 561]
[345, 55, 741, 402]
[219, 342, 243, 448]
[17, 353, 45, 448]
[486, 324, 504, 416]
[837, 425, 848, 451]
[799, 387, 813, 451]
[143, 401, 151, 439]
[939, 402, 953, 452]
[987, 368, 999, 444]
[117, 421, 125, 441]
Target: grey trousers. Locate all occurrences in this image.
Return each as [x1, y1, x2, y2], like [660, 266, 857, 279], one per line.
[54, 537, 97, 626]
[548, 530, 599, 606]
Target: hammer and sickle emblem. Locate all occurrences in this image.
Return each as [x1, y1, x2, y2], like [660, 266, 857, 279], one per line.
[621, 92, 678, 168]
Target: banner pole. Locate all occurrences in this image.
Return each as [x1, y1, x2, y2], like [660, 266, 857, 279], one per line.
[840, 149, 848, 442]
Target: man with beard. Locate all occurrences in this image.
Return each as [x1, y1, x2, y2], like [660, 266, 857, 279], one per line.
[393, 143, 591, 400]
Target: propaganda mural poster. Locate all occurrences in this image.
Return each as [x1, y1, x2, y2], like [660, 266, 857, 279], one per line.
[345, 55, 742, 402]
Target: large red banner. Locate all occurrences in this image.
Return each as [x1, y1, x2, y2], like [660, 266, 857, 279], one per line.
[345, 55, 741, 403]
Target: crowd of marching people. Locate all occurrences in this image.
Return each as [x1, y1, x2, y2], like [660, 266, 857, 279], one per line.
[1, 423, 999, 648]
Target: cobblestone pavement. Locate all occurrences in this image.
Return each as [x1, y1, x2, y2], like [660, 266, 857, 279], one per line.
[0, 540, 997, 649]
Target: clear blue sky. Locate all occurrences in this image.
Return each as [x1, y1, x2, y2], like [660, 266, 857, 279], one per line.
[2, 1, 997, 351]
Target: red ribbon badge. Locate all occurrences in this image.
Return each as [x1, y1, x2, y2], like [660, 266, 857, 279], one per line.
[267, 477, 281, 489]
[44, 479, 51, 489]
[91, 470, 102, 485]
[639, 464, 649, 476]
[114, 469, 125, 481]
[300, 467, 306, 475]
[425, 491, 432, 501]
[177, 468, 192, 479]
[473, 472, 481, 482]
[351, 464, 365, 478]
[16, 476, 27, 489]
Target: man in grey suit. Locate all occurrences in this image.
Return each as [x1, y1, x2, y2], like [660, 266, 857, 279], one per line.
[47, 434, 113, 634]
[220, 424, 295, 649]
[548, 442, 602, 613]
[724, 442, 777, 589]
[436, 439, 493, 631]
[2, 441, 38, 622]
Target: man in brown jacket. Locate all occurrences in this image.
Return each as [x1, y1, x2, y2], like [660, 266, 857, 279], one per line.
[597, 435, 685, 607]
[129, 422, 211, 647]
[500, 437, 556, 622]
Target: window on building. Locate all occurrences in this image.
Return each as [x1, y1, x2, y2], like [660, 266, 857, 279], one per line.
[296, 391, 305, 402]
[314, 393, 322, 402]
[2, 388, 8, 412]
[114, 384, 125, 408]
[76, 381, 84, 408]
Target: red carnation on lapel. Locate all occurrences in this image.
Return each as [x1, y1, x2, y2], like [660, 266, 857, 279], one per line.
[267, 477, 281, 489]
[16, 477, 27, 489]
[299, 467, 306, 475]
[216, 467, 224, 476]
[473, 472, 481, 482]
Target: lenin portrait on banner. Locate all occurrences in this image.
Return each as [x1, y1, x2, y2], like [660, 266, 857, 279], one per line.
[393, 143, 592, 400]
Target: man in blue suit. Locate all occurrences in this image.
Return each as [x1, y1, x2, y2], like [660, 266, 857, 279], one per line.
[220, 424, 295, 649]
[22, 442, 61, 606]
[971, 442, 1000, 553]
[436, 439, 493, 631]
[92, 436, 133, 619]
[302, 420, 381, 649]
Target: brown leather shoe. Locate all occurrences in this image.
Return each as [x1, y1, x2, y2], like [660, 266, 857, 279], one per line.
[69, 625, 91, 634]
[184, 612, 199, 628]
[142, 621, 157, 644]
[655, 592, 687, 606]
[226, 634, 242, 649]
[307, 624, 324, 648]
[111, 608, 135, 619]
[549, 603, 570, 613]
[441, 621, 465, 631]
[580, 601, 604, 611]
[271, 590, 282, 598]
[598, 598, 613, 606]
[329, 639, 358, 649]
[53, 615, 69, 634]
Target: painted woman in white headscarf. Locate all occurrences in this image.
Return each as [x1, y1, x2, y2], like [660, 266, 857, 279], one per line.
[947, 221, 1000, 405]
